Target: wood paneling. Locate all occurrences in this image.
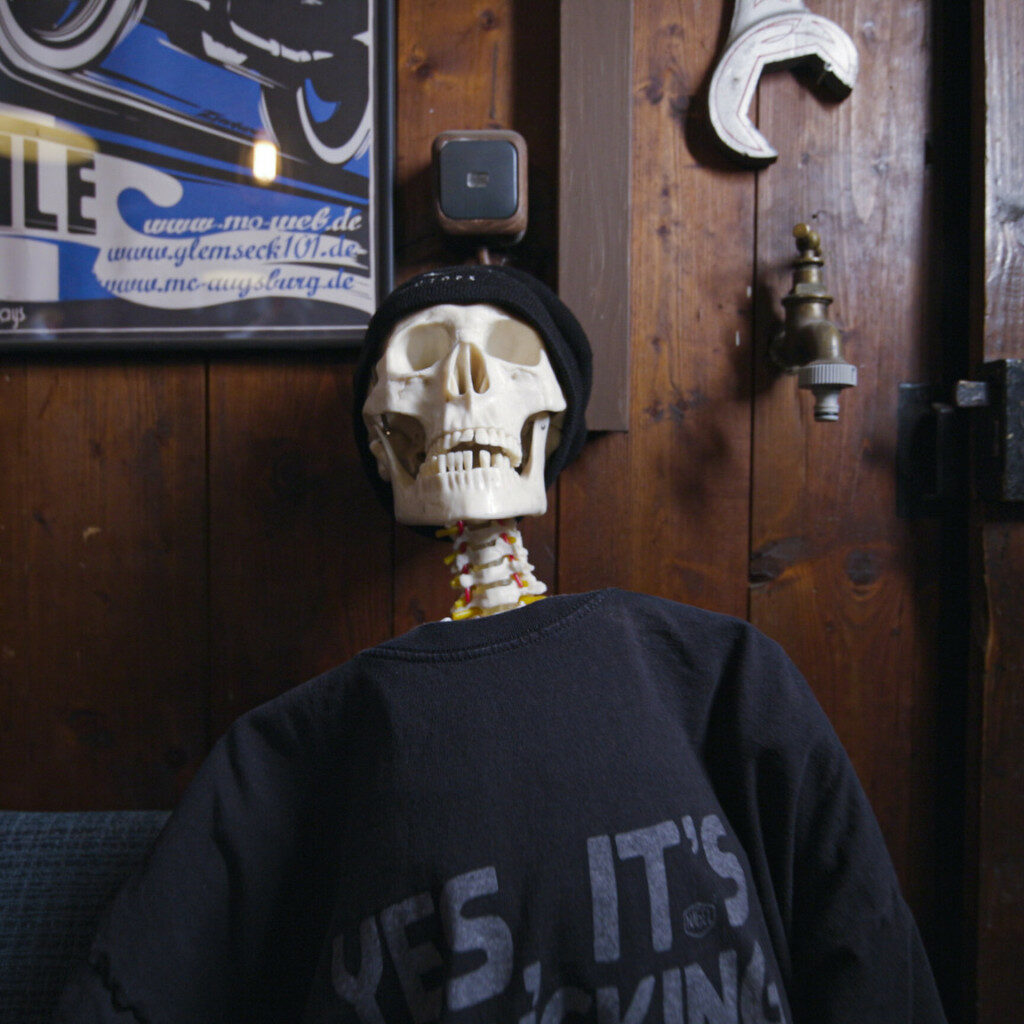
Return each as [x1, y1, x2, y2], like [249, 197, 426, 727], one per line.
[972, 1, 1024, 1019]
[394, 0, 558, 278]
[0, 3, 1010, 1017]
[747, 2, 966, 1007]
[207, 358, 392, 736]
[0, 361, 207, 809]
[559, 0, 633, 431]
[391, 0, 560, 631]
[559, 0, 754, 616]
[749, 0, 942, 907]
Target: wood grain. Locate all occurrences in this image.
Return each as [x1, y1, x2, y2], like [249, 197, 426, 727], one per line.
[397, 1, 514, 275]
[748, 0, 953, 995]
[394, 0, 558, 281]
[559, 0, 754, 616]
[391, 0, 560, 630]
[972, 1, 1024, 1019]
[207, 357, 392, 736]
[559, 0, 633, 431]
[0, 360, 207, 809]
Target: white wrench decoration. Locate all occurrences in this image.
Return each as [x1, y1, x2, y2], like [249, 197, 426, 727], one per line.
[709, 0, 859, 164]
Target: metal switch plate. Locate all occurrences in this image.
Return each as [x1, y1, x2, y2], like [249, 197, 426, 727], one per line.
[437, 139, 518, 220]
[432, 130, 528, 240]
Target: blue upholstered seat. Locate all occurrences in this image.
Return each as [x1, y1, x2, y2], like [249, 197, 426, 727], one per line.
[0, 811, 169, 1024]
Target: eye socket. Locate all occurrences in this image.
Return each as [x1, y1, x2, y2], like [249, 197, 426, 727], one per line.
[394, 323, 452, 371]
[485, 319, 544, 366]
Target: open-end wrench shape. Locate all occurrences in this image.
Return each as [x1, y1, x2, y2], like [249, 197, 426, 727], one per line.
[709, 0, 859, 164]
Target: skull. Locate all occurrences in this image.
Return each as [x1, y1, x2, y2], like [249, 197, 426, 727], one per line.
[362, 303, 567, 525]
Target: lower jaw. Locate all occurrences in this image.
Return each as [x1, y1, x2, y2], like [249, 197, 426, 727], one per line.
[393, 466, 547, 525]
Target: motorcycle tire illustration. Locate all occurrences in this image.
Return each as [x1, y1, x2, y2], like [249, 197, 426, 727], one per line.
[261, 40, 372, 166]
[0, 0, 372, 168]
[0, 0, 143, 72]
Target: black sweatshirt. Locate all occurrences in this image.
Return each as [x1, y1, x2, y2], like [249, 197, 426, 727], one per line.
[55, 589, 947, 1023]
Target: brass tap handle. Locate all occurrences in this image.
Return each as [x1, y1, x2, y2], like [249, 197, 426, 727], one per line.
[793, 222, 821, 257]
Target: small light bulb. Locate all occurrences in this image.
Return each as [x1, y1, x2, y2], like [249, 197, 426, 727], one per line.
[252, 138, 278, 183]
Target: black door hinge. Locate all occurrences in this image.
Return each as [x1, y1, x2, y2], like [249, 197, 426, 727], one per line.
[897, 359, 1024, 518]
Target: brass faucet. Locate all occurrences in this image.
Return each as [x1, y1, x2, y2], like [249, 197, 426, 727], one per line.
[771, 223, 857, 421]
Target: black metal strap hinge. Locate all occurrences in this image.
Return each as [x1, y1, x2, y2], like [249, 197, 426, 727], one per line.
[897, 359, 1024, 518]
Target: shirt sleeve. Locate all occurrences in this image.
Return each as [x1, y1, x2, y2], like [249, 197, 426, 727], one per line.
[703, 623, 949, 1024]
[53, 681, 338, 1024]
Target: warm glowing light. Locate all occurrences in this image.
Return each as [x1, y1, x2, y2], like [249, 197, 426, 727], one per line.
[252, 138, 278, 183]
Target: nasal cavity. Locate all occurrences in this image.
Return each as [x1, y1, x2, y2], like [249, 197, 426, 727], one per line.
[450, 342, 490, 395]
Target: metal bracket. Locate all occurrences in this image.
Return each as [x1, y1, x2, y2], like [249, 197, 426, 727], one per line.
[968, 359, 1024, 502]
[897, 359, 1024, 517]
[897, 383, 962, 518]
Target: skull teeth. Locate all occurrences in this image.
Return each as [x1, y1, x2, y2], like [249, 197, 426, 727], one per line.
[423, 450, 516, 476]
[425, 428, 522, 468]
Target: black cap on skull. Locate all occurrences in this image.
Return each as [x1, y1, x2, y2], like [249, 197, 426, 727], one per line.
[352, 265, 593, 516]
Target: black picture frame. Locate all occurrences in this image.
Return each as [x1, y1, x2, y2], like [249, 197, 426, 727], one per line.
[0, 0, 393, 348]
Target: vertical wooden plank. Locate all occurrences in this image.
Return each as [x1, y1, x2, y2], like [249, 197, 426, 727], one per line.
[393, 0, 560, 279]
[749, 0, 948, 994]
[207, 358, 392, 736]
[971, 2, 1024, 1019]
[559, 0, 754, 616]
[0, 361, 207, 809]
[970, 529, 1024, 1022]
[393, 0, 515, 629]
[559, 0, 632, 431]
[390, 0, 560, 631]
[395, 0, 516, 276]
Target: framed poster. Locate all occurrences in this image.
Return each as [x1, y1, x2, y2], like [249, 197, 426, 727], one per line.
[0, 0, 392, 347]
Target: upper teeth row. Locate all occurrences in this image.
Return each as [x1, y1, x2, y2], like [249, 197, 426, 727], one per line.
[427, 428, 521, 464]
[426, 450, 515, 473]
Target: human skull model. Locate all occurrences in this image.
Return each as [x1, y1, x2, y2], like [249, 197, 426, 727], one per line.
[362, 303, 567, 525]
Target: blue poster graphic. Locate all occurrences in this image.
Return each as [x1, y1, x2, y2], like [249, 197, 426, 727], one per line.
[0, 0, 387, 344]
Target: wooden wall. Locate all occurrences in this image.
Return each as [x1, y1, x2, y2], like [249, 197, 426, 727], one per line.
[2, 0, 1006, 1017]
[970, 1, 1024, 1020]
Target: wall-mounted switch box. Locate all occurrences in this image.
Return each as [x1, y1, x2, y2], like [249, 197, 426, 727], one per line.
[432, 130, 528, 242]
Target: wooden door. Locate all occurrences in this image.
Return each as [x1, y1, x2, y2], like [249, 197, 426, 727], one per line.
[969, 2, 1024, 1020]
[559, 0, 960, 1015]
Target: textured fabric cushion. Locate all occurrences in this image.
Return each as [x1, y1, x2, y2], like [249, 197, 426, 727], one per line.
[0, 811, 169, 1024]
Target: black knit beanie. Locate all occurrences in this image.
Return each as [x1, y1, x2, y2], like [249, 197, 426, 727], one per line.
[353, 265, 592, 515]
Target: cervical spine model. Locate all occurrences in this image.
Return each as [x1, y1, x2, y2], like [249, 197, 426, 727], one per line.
[439, 519, 547, 619]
